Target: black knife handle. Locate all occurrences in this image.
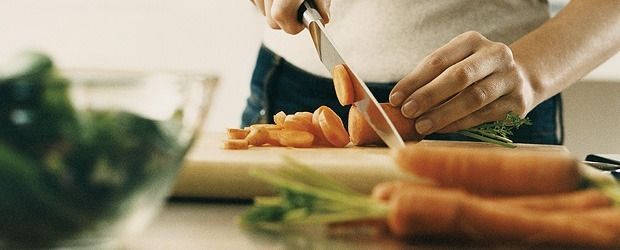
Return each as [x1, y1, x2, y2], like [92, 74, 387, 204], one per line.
[297, 0, 321, 25]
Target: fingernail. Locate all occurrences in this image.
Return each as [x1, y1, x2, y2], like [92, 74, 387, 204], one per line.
[415, 119, 433, 134]
[402, 100, 418, 118]
[390, 92, 405, 106]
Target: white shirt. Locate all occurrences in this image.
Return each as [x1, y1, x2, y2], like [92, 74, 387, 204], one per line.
[263, 0, 549, 83]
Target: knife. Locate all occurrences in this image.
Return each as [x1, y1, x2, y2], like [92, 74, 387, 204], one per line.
[297, 1, 405, 149]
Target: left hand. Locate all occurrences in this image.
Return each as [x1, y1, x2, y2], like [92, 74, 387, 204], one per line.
[389, 31, 538, 135]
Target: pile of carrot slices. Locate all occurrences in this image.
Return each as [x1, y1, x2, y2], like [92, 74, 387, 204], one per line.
[224, 63, 420, 149]
[223, 106, 350, 149]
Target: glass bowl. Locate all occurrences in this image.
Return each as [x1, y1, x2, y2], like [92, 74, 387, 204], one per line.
[0, 56, 217, 249]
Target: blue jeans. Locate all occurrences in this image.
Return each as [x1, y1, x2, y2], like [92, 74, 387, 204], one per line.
[242, 45, 563, 145]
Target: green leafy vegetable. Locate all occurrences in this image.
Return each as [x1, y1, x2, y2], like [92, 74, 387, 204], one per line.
[457, 112, 531, 148]
[239, 157, 388, 227]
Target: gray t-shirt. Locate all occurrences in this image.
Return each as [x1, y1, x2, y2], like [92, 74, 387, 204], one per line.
[263, 0, 549, 83]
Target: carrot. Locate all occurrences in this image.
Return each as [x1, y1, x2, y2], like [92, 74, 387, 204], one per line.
[494, 189, 612, 211]
[265, 129, 282, 146]
[222, 139, 249, 150]
[226, 128, 250, 140]
[332, 64, 355, 106]
[250, 124, 281, 130]
[373, 181, 611, 211]
[246, 126, 269, 146]
[318, 106, 350, 147]
[310, 106, 331, 146]
[393, 143, 582, 195]
[283, 114, 314, 132]
[387, 184, 620, 248]
[294, 112, 313, 124]
[274, 111, 286, 127]
[348, 103, 423, 146]
[278, 130, 315, 148]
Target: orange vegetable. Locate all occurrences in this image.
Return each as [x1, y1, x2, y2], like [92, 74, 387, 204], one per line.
[250, 124, 281, 130]
[318, 106, 350, 147]
[373, 181, 611, 211]
[226, 128, 250, 140]
[310, 106, 331, 146]
[494, 189, 612, 211]
[279, 130, 315, 148]
[273, 111, 286, 127]
[294, 112, 313, 124]
[265, 129, 282, 146]
[222, 139, 249, 150]
[224, 107, 350, 149]
[386, 184, 620, 248]
[393, 143, 582, 195]
[332, 64, 355, 106]
[246, 126, 269, 146]
[348, 103, 423, 146]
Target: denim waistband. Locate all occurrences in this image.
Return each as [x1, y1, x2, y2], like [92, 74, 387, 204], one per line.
[242, 45, 562, 145]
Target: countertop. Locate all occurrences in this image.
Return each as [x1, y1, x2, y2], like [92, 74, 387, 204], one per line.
[126, 200, 565, 250]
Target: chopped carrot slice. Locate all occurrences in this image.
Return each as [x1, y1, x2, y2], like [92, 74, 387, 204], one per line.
[318, 107, 350, 147]
[332, 64, 355, 106]
[246, 126, 269, 146]
[227, 128, 250, 140]
[222, 139, 249, 150]
[274, 111, 286, 127]
[283, 114, 315, 132]
[265, 129, 282, 146]
[279, 130, 315, 148]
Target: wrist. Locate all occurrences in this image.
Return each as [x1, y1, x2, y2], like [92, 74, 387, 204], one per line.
[512, 48, 549, 108]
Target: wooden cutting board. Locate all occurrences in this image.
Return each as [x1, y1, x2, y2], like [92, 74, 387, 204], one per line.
[171, 132, 568, 199]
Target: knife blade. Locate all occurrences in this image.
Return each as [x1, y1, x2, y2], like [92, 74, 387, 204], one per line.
[298, 1, 405, 149]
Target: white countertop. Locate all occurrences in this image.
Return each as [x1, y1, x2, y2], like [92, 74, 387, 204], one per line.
[126, 200, 558, 250]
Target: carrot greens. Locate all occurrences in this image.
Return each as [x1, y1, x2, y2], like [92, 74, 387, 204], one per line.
[457, 112, 531, 148]
[239, 157, 388, 227]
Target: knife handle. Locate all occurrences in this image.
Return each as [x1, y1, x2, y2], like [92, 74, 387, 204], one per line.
[297, 0, 322, 27]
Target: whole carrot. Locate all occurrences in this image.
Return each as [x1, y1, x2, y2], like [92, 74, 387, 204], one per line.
[393, 143, 582, 195]
[348, 103, 423, 146]
[387, 185, 620, 248]
[373, 181, 611, 211]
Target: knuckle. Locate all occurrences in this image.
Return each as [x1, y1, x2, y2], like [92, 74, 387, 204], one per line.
[468, 85, 489, 107]
[463, 30, 483, 42]
[452, 65, 476, 83]
[266, 19, 280, 29]
[506, 95, 528, 116]
[416, 91, 435, 108]
[491, 42, 514, 61]
[426, 54, 446, 69]
[270, 8, 287, 22]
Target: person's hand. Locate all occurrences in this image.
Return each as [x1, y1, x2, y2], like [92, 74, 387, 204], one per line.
[389, 31, 539, 135]
[251, 0, 331, 34]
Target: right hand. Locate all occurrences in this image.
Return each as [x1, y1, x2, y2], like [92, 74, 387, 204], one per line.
[251, 0, 331, 34]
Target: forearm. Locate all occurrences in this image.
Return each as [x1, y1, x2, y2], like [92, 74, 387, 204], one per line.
[511, 0, 620, 104]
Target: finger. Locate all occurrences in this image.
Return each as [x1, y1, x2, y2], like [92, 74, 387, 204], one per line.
[264, 0, 280, 30]
[253, 0, 266, 15]
[316, 0, 332, 24]
[400, 42, 507, 120]
[413, 74, 510, 135]
[271, 0, 305, 34]
[389, 31, 488, 107]
[436, 99, 515, 133]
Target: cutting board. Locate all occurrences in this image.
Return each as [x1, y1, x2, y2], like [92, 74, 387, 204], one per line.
[171, 132, 568, 199]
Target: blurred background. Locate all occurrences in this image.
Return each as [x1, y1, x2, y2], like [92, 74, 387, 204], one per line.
[0, 0, 617, 158]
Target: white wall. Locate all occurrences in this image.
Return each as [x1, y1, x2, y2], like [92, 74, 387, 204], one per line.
[0, 1, 618, 159]
[0, 0, 262, 131]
